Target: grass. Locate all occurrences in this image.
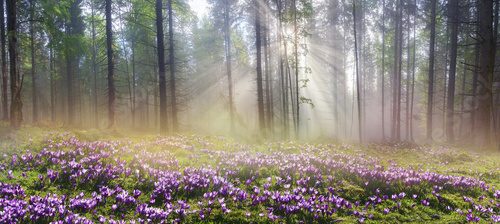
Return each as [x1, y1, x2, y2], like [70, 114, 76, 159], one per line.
[0, 125, 499, 223]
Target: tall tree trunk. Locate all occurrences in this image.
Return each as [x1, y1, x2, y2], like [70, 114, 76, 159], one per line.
[91, 0, 98, 128]
[255, 0, 265, 133]
[264, 3, 271, 131]
[7, 0, 21, 128]
[293, 0, 299, 137]
[476, 0, 495, 145]
[442, 27, 449, 139]
[460, 50, 467, 137]
[105, 0, 115, 128]
[156, 0, 168, 134]
[381, 0, 386, 140]
[29, 0, 37, 124]
[392, 0, 402, 141]
[471, 41, 479, 135]
[396, 0, 403, 141]
[410, 0, 416, 141]
[343, 0, 348, 138]
[276, 0, 288, 138]
[426, 0, 437, 141]
[353, 0, 362, 143]
[405, 9, 411, 141]
[224, 0, 234, 131]
[167, 0, 178, 131]
[66, 0, 81, 126]
[495, 0, 500, 150]
[65, 24, 74, 126]
[446, 0, 459, 142]
[1, 0, 7, 121]
[131, 43, 136, 128]
[49, 44, 55, 123]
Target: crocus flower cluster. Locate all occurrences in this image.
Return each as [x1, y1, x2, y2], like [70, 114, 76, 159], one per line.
[0, 135, 498, 223]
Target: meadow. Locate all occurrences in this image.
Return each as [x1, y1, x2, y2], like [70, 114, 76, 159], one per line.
[0, 127, 499, 223]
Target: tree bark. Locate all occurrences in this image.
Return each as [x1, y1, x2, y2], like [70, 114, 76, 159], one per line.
[476, 0, 495, 146]
[1, 0, 7, 121]
[353, 0, 362, 143]
[7, 0, 21, 128]
[446, 0, 459, 142]
[426, 0, 437, 141]
[223, 0, 235, 131]
[381, 0, 386, 140]
[392, 0, 402, 141]
[167, 0, 178, 131]
[156, 0, 168, 134]
[255, 0, 265, 133]
[49, 43, 55, 123]
[91, 0, 98, 128]
[410, 0, 416, 141]
[105, 0, 115, 128]
[29, 0, 37, 124]
[293, 0, 299, 137]
[264, 2, 271, 131]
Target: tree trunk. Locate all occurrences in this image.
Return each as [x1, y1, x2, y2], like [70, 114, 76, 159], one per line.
[495, 0, 500, 150]
[405, 9, 411, 141]
[392, 0, 402, 141]
[460, 49, 467, 138]
[91, 0, 98, 128]
[131, 43, 136, 128]
[381, 0, 386, 140]
[29, 0, 37, 124]
[156, 0, 168, 134]
[410, 0, 416, 141]
[7, 0, 21, 128]
[277, 0, 288, 138]
[223, 0, 234, 131]
[476, 0, 495, 146]
[446, 0, 459, 142]
[255, 0, 265, 133]
[264, 3, 271, 131]
[49, 44, 55, 123]
[426, 0, 437, 141]
[1, 0, 7, 121]
[105, 0, 115, 128]
[471, 41, 479, 135]
[65, 24, 74, 126]
[353, 0, 362, 143]
[293, 0, 299, 137]
[167, 0, 178, 131]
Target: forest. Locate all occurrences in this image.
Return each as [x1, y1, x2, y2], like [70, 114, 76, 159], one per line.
[0, 0, 499, 223]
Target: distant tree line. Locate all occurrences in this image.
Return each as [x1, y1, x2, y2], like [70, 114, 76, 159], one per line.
[0, 0, 498, 148]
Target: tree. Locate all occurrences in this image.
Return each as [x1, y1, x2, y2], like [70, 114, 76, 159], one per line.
[1, 0, 7, 121]
[90, 0, 99, 128]
[65, 0, 84, 126]
[380, 0, 386, 140]
[29, 0, 38, 123]
[223, 0, 235, 130]
[255, 0, 265, 132]
[156, 0, 168, 134]
[409, 0, 417, 141]
[476, 0, 495, 145]
[446, 0, 459, 142]
[426, 0, 437, 141]
[7, 0, 21, 128]
[167, 0, 178, 131]
[105, 0, 115, 128]
[353, 0, 362, 143]
[392, 0, 403, 141]
[293, 0, 299, 137]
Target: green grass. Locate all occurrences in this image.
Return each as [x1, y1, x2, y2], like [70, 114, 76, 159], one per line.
[1, 125, 499, 223]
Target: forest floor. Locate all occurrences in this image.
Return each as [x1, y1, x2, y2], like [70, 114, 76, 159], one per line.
[0, 125, 499, 223]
